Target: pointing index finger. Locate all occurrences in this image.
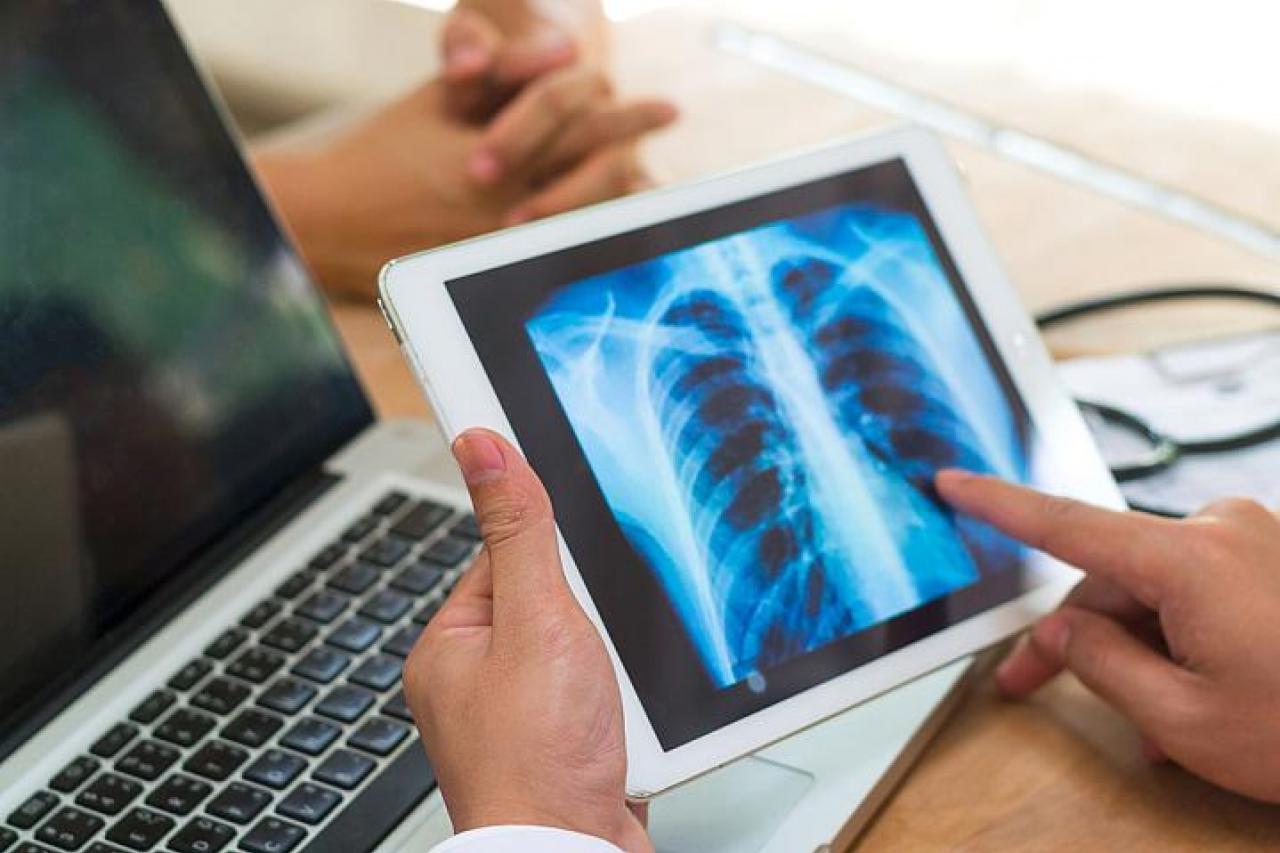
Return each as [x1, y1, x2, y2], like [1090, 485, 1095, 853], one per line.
[936, 470, 1182, 607]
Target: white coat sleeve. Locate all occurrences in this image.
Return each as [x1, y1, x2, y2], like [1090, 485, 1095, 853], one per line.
[430, 825, 625, 853]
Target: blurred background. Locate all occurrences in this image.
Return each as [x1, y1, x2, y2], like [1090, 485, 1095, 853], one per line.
[163, 0, 1280, 355]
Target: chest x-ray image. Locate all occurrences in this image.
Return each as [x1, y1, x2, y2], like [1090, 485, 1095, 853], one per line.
[527, 204, 1028, 689]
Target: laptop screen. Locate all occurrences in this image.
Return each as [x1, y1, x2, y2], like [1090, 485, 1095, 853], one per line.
[0, 0, 371, 751]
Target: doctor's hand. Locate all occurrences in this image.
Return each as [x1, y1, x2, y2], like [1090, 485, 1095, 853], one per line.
[938, 471, 1280, 804]
[404, 430, 651, 852]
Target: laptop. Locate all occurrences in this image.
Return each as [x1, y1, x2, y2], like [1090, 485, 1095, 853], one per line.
[0, 2, 476, 850]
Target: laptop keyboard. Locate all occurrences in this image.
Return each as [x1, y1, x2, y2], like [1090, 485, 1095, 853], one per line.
[4, 491, 479, 853]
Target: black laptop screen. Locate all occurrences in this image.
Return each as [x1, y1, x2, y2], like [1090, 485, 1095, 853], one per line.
[0, 0, 371, 748]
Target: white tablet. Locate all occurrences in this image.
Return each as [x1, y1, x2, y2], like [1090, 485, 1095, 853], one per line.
[379, 126, 1122, 798]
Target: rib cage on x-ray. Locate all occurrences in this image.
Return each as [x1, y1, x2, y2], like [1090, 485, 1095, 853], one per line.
[769, 255, 1011, 572]
[527, 206, 1023, 687]
[773, 256, 990, 491]
[650, 289, 856, 673]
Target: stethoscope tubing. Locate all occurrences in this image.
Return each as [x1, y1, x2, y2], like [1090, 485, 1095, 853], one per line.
[1035, 282, 1280, 515]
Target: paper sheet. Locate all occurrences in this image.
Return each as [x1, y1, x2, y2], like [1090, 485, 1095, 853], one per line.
[1058, 330, 1280, 515]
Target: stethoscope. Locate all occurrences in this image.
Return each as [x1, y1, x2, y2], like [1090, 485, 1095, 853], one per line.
[1034, 283, 1280, 514]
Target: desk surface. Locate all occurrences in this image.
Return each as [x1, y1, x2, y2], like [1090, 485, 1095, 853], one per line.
[329, 4, 1280, 849]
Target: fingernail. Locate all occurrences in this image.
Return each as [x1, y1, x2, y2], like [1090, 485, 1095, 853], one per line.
[453, 431, 507, 485]
[1035, 614, 1071, 661]
[994, 654, 1018, 686]
[468, 150, 501, 184]
[935, 469, 974, 492]
[530, 31, 573, 57]
[447, 45, 487, 73]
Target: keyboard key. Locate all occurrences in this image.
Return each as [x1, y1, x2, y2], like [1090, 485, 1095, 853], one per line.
[314, 686, 374, 724]
[49, 757, 101, 794]
[8, 792, 58, 829]
[239, 818, 305, 853]
[203, 629, 248, 661]
[34, 806, 104, 851]
[389, 563, 443, 597]
[291, 648, 350, 685]
[90, 724, 139, 759]
[275, 784, 340, 826]
[190, 678, 251, 717]
[304, 746, 433, 853]
[167, 660, 212, 693]
[372, 492, 408, 516]
[183, 742, 247, 783]
[341, 516, 379, 544]
[391, 502, 450, 541]
[115, 742, 179, 782]
[167, 817, 233, 853]
[309, 543, 348, 572]
[326, 563, 378, 597]
[13, 844, 54, 853]
[422, 537, 472, 568]
[260, 619, 317, 654]
[225, 648, 286, 685]
[256, 679, 317, 716]
[84, 845, 125, 853]
[144, 776, 210, 817]
[128, 691, 176, 726]
[349, 655, 401, 693]
[359, 536, 410, 568]
[411, 600, 442, 627]
[205, 783, 270, 825]
[154, 709, 216, 749]
[275, 570, 317, 601]
[239, 599, 283, 631]
[359, 591, 411, 625]
[381, 625, 421, 660]
[380, 691, 413, 723]
[0, 829, 15, 851]
[348, 718, 409, 757]
[450, 515, 480, 541]
[280, 718, 340, 757]
[293, 591, 348, 625]
[75, 774, 141, 817]
[312, 750, 374, 791]
[243, 752, 306, 791]
[221, 709, 283, 750]
[325, 618, 380, 654]
[105, 808, 173, 851]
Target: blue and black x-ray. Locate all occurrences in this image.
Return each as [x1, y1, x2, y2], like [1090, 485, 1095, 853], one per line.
[526, 204, 1028, 688]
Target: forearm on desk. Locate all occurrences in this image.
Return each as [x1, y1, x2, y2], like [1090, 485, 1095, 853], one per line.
[251, 147, 361, 300]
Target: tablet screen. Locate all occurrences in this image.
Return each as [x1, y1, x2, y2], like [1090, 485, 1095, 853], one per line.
[449, 159, 1033, 749]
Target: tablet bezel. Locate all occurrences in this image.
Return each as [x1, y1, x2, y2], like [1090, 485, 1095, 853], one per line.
[380, 126, 1123, 797]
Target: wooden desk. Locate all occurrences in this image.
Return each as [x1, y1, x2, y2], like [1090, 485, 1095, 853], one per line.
[328, 5, 1280, 849]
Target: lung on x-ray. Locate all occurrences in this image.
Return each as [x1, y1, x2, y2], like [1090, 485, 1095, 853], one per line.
[526, 203, 1028, 689]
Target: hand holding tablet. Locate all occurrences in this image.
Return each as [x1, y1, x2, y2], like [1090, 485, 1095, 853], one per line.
[380, 127, 1122, 796]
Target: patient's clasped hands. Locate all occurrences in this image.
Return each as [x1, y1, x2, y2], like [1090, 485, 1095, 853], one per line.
[255, 0, 676, 299]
